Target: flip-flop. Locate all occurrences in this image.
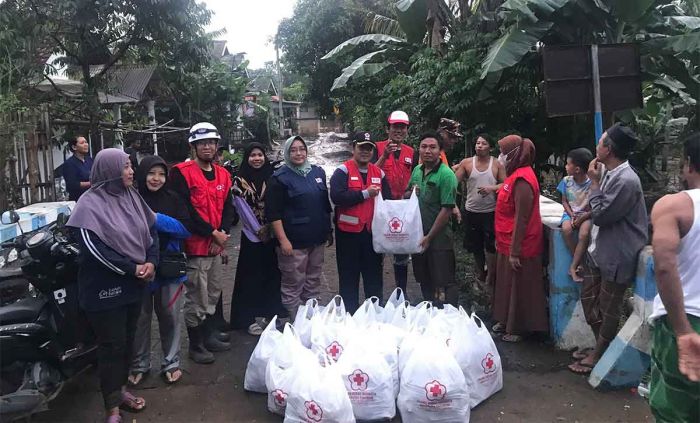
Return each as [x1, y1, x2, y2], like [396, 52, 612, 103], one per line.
[571, 347, 594, 360]
[491, 322, 505, 333]
[501, 333, 523, 343]
[120, 390, 146, 412]
[106, 413, 122, 423]
[127, 371, 149, 387]
[163, 368, 182, 384]
[568, 360, 594, 375]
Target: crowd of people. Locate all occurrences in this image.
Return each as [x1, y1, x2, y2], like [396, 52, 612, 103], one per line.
[60, 112, 700, 423]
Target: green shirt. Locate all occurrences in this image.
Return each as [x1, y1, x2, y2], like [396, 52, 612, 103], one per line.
[408, 162, 458, 250]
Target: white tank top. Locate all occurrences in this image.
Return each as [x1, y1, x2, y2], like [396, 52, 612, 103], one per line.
[651, 189, 700, 320]
[465, 156, 497, 213]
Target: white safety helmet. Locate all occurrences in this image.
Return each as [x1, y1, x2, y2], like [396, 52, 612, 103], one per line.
[188, 122, 221, 144]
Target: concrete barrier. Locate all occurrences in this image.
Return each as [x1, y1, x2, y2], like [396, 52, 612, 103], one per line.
[589, 246, 656, 390]
[539, 196, 655, 390]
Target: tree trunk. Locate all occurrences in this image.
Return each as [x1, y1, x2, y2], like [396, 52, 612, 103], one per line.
[25, 116, 41, 204]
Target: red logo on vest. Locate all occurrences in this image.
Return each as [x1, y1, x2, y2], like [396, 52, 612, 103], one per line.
[388, 217, 403, 233]
[348, 369, 369, 391]
[272, 389, 287, 407]
[482, 353, 497, 374]
[305, 400, 323, 421]
[425, 380, 447, 401]
[326, 341, 344, 361]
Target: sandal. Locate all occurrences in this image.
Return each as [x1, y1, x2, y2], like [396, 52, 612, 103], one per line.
[163, 368, 182, 384]
[491, 322, 505, 334]
[568, 360, 595, 375]
[501, 333, 523, 343]
[571, 347, 594, 360]
[120, 390, 146, 412]
[127, 371, 148, 387]
[106, 413, 122, 423]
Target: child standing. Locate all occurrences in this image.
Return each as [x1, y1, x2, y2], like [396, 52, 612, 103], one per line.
[557, 148, 594, 282]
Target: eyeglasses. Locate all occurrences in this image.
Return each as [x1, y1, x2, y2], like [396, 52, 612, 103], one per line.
[190, 128, 219, 136]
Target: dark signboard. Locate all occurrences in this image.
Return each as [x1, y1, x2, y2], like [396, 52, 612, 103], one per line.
[542, 44, 643, 117]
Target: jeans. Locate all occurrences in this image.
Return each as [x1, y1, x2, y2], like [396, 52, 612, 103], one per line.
[86, 302, 141, 410]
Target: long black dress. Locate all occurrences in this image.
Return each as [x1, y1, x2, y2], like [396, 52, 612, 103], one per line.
[229, 144, 287, 329]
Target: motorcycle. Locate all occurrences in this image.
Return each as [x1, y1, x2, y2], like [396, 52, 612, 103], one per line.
[0, 211, 96, 421]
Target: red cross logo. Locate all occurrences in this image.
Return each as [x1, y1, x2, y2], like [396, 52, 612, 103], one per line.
[326, 341, 343, 361]
[388, 217, 403, 233]
[425, 380, 447, 401]
[348, 369, 369, 391]
[481, 353, 497, 374]
[272, 389, 287, 407]
[305, 400, 323, 422]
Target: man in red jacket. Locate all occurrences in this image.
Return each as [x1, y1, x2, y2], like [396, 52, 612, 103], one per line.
[374, 111, 418, 295]
[170, 122, 235, 364]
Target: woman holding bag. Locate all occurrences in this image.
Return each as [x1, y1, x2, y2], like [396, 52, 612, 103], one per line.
[265, 136, 333, 320]
[230, 143, 287, 335]
[128, 156, 191, 385]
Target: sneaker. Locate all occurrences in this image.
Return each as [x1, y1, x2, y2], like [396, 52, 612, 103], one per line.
[247, 322, 264, 336]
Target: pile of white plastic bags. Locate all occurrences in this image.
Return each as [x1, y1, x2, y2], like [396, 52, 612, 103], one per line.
[244, 288, 503, 422]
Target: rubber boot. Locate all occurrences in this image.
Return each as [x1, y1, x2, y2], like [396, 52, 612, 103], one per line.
[203, 317, 231, 352]
[213, 295, 232, 341]
[187, 326, 215, 364]
[394, 264, 408, 292]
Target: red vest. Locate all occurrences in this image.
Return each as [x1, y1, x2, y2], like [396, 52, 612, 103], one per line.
[495, 166, 543, 258]
[336, 160, 382, 233]
[376, 141, 414, 200]
[174, 160, 232, 256]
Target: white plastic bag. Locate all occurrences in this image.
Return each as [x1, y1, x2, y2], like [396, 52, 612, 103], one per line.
[337, 336, 396, 421]
[449, 312, 503, 408]
[284, 356, 356, 423]
[383, 287, 406, 323]
[310, 296, 356, 363]
[244, 315, 282, 393]
[352, 297, 385, 328]
[266, 324, 316, 416]
[371, 190, 423, 254]
[398, 335, 470, 423]
[294, 298, 322, 348]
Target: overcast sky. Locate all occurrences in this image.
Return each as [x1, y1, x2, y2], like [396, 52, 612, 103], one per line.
[204, 0, 297, 69]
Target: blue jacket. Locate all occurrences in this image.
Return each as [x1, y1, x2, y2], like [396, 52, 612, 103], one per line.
[74, 226, 159, 312]
[150, 213, 190, 291]
[266, 165, 332, 249]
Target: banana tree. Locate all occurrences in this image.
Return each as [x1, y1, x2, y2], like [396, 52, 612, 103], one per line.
[323, 0, 457, 91]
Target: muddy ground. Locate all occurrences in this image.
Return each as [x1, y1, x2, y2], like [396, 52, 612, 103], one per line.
[34, 228, 652, 423]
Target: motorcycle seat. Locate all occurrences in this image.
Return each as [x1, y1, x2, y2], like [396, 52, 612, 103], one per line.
[0, 296, 45, 325]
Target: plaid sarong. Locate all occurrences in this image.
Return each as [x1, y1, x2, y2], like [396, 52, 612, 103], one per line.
[650, 315, 700, 423]
[580, 256, 627, 342]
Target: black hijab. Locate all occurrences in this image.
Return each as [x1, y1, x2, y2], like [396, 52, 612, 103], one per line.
[237, 142, 273, 193]
[135, 155, 189, 223]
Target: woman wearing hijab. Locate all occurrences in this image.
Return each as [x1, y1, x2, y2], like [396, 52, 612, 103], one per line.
[265, 136, 333, 320]
[67, 148, 158, 423]
[127, 156, 191, 386]
[492, 135, 548, 342]
[229, 143, 287, 335]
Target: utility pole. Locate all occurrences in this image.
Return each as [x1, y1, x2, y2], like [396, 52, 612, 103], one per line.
[276, 36, 284, 139]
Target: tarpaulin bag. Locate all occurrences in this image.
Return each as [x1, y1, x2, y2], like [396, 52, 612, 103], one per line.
[371, 189, 423, 254]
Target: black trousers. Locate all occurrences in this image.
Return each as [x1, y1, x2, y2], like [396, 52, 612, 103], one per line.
[86, 301, 141, 410]
[335, 229, 383, 313]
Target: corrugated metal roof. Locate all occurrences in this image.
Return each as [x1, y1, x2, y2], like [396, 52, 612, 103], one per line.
[89, 65, 156, 103]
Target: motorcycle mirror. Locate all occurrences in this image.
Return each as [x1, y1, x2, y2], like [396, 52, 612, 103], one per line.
[1, 210, 20, 225]
[56, 213, 68, 228]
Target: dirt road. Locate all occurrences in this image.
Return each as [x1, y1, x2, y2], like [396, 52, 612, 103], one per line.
[35, 228, 652, 422]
